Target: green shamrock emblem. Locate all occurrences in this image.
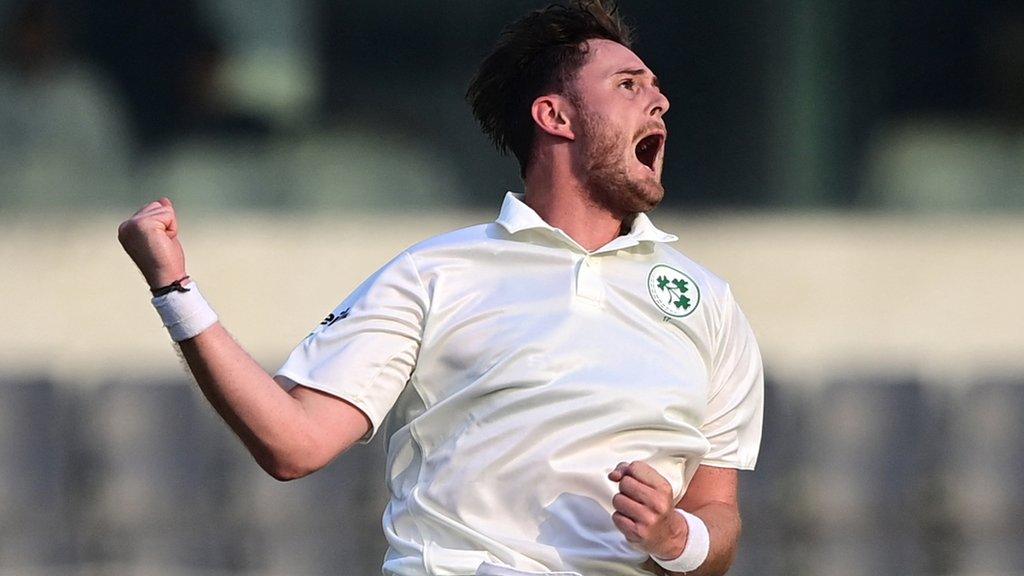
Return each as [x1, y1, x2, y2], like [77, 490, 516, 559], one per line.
[648, 265, 700, 318]
[656, 275, 691, 310]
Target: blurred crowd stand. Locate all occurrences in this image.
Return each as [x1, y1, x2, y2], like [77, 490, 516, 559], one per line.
[0, 0, 132, 210]
[0, 0, 464, 214]
[5, 0, 1024, 215]
[863, 4, 1024, 212]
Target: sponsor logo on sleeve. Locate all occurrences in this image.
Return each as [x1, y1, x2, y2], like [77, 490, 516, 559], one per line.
[320, 308, 351, 327]
[305, 307, 352, 339]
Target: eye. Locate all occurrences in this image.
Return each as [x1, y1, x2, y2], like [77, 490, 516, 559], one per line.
[619, 78, 637, 91]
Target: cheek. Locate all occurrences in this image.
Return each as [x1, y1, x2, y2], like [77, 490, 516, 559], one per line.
[594, 128, 627, 160]
[578, 110, 632, 160]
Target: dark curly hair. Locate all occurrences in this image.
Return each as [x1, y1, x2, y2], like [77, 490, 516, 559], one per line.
[467, 1, 632, 178]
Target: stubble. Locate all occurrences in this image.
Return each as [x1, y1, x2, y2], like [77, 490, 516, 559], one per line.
[577, 107, 665, 217]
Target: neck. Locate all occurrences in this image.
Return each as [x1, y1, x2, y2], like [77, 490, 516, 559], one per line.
[523, 163, 630, 252]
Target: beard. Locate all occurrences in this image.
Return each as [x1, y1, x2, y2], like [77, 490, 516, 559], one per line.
[577, 107, 665, 216]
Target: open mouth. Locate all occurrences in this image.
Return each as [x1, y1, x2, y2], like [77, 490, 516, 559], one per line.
[635, 133, 664, 172]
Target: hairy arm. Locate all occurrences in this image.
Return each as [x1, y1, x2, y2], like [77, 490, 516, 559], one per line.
[178, 324, 370, 480]
[118, 198, 370, 480]
[671, 465, 742, 575]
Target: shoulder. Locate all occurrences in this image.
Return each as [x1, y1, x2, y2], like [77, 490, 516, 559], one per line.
[651, 243, 734, 304]
[401, 222, 511, 263]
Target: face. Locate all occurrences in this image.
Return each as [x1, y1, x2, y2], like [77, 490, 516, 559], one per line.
[569, 39, 670, 215]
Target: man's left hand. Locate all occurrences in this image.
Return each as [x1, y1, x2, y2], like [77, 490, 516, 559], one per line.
[608, 461, 688, 561]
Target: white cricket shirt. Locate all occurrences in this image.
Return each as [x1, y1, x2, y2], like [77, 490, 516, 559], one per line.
[276, 193, 764, 576]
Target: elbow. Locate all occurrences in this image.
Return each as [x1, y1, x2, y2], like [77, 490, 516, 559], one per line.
[257, 452, 322, 482]
[248, 423, 358, 481]
[266, 464, 312, 482]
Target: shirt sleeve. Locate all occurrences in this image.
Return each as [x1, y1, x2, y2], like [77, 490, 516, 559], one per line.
[275, 251, 428, 442]
[699, 285, 764, 469]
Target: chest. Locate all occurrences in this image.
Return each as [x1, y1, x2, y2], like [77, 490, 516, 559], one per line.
[413, 253, 713, 420]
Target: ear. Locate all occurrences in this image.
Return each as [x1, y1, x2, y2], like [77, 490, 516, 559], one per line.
[531, 94, 576, 141]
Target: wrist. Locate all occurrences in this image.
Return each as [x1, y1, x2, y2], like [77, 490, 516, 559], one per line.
[651, 509, 710, 574]
[653, 508, 689, 560]
[150, 275, 192, 297]
[151, 279, 218, 342]
[147, 269, 188, 290]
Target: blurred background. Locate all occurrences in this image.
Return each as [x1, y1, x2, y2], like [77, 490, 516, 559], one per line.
[0, 0, 1022, 575]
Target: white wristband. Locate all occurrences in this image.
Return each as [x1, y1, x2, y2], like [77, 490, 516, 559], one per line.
[151, 281, 219, 342]
[652, 509, 710, 573]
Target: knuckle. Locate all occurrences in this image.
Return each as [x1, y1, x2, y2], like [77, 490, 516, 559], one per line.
[640, 510, 656, 526]
[120, 219, 140, 235]
[612, 493, 627, 509]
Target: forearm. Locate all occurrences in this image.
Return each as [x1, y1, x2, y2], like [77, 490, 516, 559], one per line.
[119, 199, 355, 479]
[178, 322, 323, 479]
[667, 502, 741, 576]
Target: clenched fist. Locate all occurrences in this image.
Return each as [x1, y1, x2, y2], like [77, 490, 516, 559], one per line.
[117, 198, 187, 289]
[609, 461, 688, 561]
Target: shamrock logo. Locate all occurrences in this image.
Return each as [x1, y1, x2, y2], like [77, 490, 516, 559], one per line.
[647, 265, 701, 318]
[656, 275, 691, 310]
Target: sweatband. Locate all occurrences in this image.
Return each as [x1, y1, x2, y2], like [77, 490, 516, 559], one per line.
[652, 509, 710, 573]
[151, 280, 219, 342]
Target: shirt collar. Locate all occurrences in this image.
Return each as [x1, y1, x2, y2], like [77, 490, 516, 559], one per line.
[494, 191, 678, 252]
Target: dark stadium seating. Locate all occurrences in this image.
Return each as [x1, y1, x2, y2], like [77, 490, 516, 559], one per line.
[734, 378, 807, 576]
[0, 379, 76, 568]
[939, 380, 1024, 575]
[1, 375, 1022, 575]
[240, 427, 390, 575]
[797, 378, 935, 576]
[85, 380, 238, 571]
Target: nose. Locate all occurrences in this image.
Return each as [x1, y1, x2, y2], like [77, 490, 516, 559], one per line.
[649, 88, 670, 118]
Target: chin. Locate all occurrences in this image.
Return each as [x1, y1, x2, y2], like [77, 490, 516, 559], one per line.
[591, 172, 664, 215]
[624, 167, 666, 212]
[632, 181, 665, 213]
[623, 158, 666, 212]
[584, 142, 666, 214]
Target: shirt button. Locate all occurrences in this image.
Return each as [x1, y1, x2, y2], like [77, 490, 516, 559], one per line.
[575, 255, 605, 304]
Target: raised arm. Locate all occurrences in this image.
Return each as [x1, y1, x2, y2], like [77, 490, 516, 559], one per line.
[117, 198, 370, 480]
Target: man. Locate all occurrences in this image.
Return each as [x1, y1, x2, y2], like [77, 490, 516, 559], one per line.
[118, 2, 763, 575]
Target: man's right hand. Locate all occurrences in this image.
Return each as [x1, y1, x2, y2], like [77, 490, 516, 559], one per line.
[118, 198, 187, 289]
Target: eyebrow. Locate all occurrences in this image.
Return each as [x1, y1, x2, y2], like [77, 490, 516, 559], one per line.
[612, 67, 660, 88]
